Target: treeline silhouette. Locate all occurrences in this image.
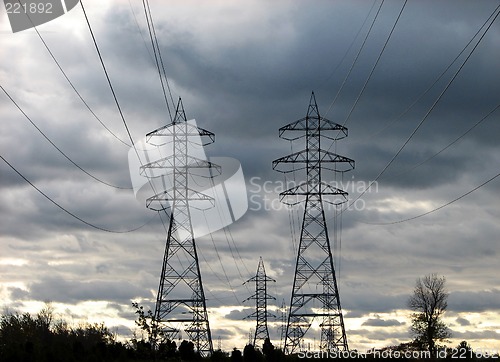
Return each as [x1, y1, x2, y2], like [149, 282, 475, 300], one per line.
[0, 304, 286, 362]
[0, 304, 485, 361]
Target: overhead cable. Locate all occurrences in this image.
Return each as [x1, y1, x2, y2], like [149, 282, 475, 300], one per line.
[339, 6, 500, 215]
[362, 2, 500, 141]
[1, 85, 132, 190]
[384, 102, 500, 182]
[340, 0, 408, 127]
[321, 0, 378, 86]
[142, 0, 176, 120]
[364, 172, 500, 225]
[0, 154, 152, 233]
[80, 0, 137, 150]
[23, 4, 131, 147]
[323, 0, 385, 118]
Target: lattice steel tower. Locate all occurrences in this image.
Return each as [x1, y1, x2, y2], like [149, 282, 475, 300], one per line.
[140, 99, 217, 357]
[273, 92, 354, 353]
[244, 257, 276, 347]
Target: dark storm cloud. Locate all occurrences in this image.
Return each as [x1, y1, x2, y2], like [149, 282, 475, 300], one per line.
[1, 0, 500, 351]
[449, 289, 500, 313]
[78, 0, 500, 199]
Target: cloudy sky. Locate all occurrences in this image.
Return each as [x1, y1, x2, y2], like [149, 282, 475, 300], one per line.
[1, 0, 500, 353]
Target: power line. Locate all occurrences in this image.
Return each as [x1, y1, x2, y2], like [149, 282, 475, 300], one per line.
[79, 0, 174, 213]
[321, 0, 399, 278]
[84, 1, 250, 292]
[80, 0, 170, 206]
[4, 1, 164, 232]
[285, 141, 300, 258]
[127, 0, 155, 63]
[5, 0, 176, 238]
[383, 101, 500, 182]
[202, 210, 242, 304]
[323, 0, 385, 118]
[361, 3, 500, 141]
[8, 2, 166, 243]
[142, 0, 176, 119]
[19, 1, 131, 148]
[80, 0, 179, 211]
[0, 154, 151, 233]
[364, 172, 500, 225]
[80, 0, 136, 150]
[324, 0, 406, 150]
[321, 0, 378, 86]
[1, 85, 132, 190]
[337, 6, 500, 216]
[205, 174, 252, 292]
[340, 0, 408, 127]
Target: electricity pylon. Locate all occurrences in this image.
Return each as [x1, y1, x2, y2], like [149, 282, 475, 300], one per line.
[278, 299, 287, 349]
[244, 257, 276, 347]
[273, 92, 354, 354]
[140, 98, 217, 357]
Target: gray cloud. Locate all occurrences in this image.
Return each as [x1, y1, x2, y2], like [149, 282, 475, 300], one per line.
[455, 317, 471, 327]
[224, 308, 254, 321]
[362, 317, 405, 327]
[348, 328, 409, 342]
[28, 277, 147, 304]
[449, 289, 500, 313]
[450, 329, 500, 341]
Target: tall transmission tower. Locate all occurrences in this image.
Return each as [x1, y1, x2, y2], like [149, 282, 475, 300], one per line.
[273, 92, 354, 354]
[244, 257, 276, 347]
[140, 99, 217, 357]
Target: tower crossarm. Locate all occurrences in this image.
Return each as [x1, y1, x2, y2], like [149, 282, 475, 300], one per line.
[243, 292, 277, 302]
[146, 123, 215, 146]
[145, 188, 215, 211]
[244, 275, 277, 284]
[272, 149, 354, 173]
[145, 98, 215, 147]
[243, 310, 277, 319]
[140, 155, 221, 176]
[279, 181, 348, 206]
[279, 117, 348, 141]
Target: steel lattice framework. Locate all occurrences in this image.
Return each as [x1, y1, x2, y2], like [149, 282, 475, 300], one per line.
[273, 92, 354, 354]
[244, 257, 276, 347]
[140, 99, 215, 357]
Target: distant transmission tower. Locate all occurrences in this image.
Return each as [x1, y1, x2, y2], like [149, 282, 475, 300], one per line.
[273, 92, 354, 353]
[141, 99, 216, 356]
[278, 299, 287, 349]
[244, 257, 276, 347]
